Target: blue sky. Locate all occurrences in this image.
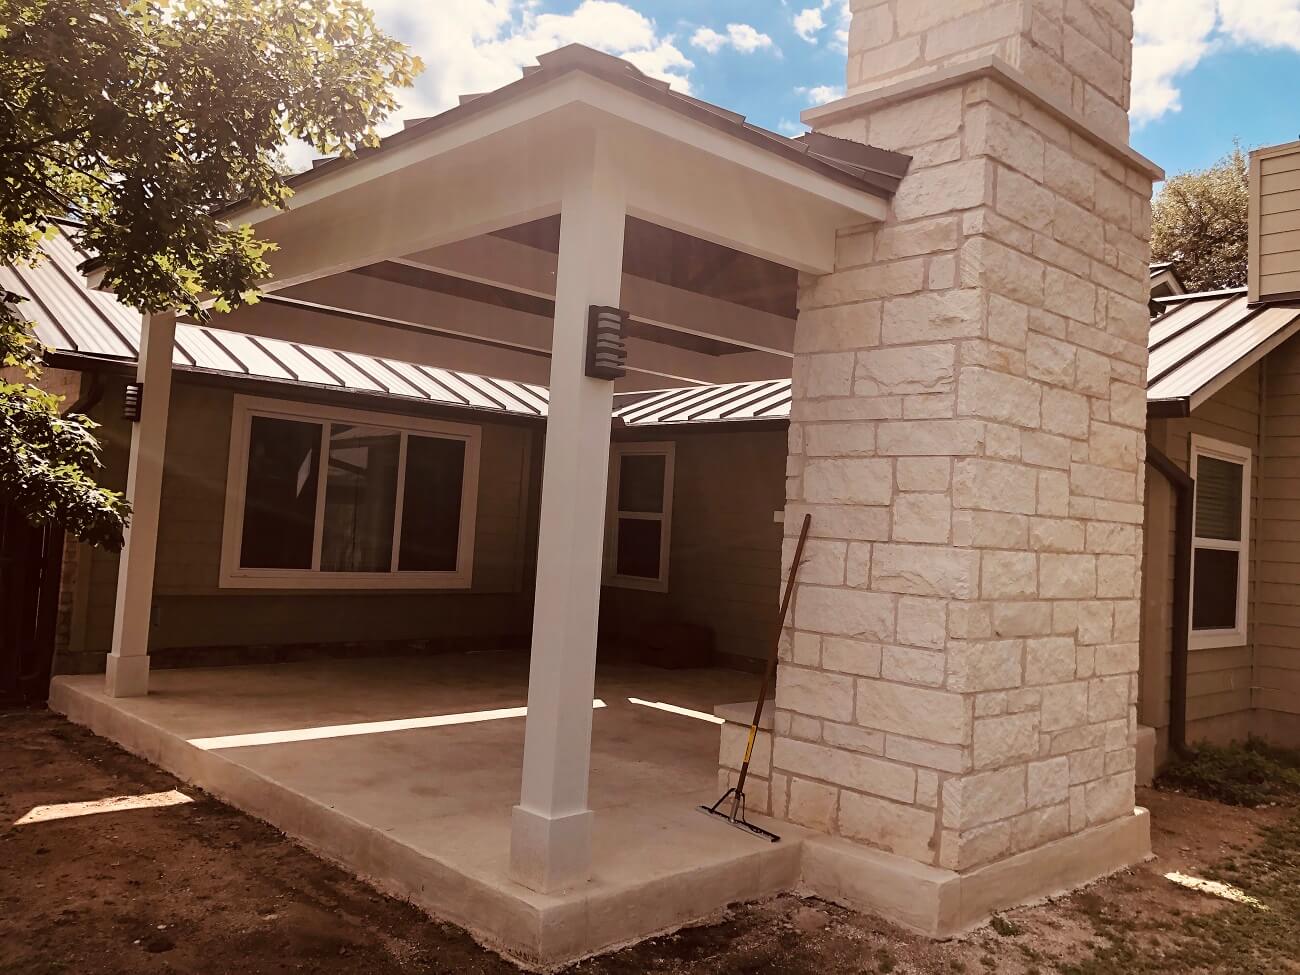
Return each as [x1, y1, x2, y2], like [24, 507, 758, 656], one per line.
[358, 0, 1300, 180]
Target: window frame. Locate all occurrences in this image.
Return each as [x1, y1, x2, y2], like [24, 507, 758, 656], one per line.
[220, 395, 481, 590]
[604, 441, 675, 593]
[1188, 434, 1252, 650]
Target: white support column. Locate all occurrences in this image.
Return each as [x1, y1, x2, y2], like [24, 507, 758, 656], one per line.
[105, 311, 176, 698]
[510, 139, 626, 893]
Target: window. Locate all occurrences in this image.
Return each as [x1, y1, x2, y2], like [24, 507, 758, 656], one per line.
[605, 442, 674, 591]
[221, 396, 479, 589]
[1189, 435, 1251, 648]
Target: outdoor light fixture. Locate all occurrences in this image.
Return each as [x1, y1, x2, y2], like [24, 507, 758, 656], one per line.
[586, 305, 628, 380]
[122, 382, 144, 421]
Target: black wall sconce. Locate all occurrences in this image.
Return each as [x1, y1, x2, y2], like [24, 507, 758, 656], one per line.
[122, 382, 144, 422]
[586, 305, 629, 381]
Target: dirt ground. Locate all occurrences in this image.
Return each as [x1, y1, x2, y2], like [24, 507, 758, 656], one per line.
[2, 707, 1297, 975]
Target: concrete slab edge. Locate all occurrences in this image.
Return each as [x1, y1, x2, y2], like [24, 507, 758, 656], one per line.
[798, 807, 1152, 938]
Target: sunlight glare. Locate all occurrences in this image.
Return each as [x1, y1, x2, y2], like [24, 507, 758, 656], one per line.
[16, 789, 192, 826]
[1164, 871, 1268, 910]
[627, 697, 725, 725]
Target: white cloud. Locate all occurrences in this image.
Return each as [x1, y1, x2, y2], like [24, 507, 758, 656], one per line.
[690, 26, 727, 54]
[691, 22, 776, 55]
[1132, 0, 1300, 127]
[365, 0, 694, 128]
[798, 84, 845, 106]
[778, 119, 806, 137]
[726, 23, 775, 53]
[793, 8, 825, 43]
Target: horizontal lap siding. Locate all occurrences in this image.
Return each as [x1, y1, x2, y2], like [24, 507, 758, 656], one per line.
[1143, 367, 1261, 747]
[1258, 333, 1300, 742]
[600, 428, 786, 663]
[64, 378, 536, 665]
[1256, 145, 1300, 303]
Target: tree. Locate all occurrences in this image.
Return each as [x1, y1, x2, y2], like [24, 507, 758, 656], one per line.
[0, 0, 420, 550]
[1151, 143, 1250, 295]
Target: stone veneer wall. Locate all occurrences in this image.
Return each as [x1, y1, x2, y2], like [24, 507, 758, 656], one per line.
[848, 0, 1135, 143]
[768, 62, 1154, 870]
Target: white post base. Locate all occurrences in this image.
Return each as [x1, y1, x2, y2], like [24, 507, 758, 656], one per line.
[105, 654, 150, 698]
[509, 805, 595, 894]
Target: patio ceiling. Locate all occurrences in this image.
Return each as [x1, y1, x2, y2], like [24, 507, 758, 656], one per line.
[172, 45, 905, 391]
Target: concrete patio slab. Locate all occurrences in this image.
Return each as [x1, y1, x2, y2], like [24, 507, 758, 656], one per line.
[49, 653, 802, 968]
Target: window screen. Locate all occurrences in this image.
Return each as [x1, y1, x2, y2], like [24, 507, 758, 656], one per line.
[399, 435, 466, 571]
[1195, 456, 1244, 541]
[320, 424, 401, 572]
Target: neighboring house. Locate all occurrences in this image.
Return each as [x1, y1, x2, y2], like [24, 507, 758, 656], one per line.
[7, 8, 1291, 968]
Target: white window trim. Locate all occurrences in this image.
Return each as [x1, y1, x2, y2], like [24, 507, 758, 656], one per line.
[220, 395, 481, 590]
[1188, 434, 1252, 650]
[604, 441, 675, 593]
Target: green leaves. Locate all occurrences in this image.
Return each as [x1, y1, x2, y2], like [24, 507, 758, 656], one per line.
[1152, 144, 1249, 294]
[0, 0, 419, 548]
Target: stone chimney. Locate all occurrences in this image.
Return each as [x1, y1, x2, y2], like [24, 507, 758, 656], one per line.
[847, 0, 1134, 143]
[767, 0, 1165, 937]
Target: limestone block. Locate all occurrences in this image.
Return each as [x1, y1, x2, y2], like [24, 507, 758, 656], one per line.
[991, 601, 1053, 638]
[778, 665, 857, 723]
[795, 352, 855, 398]
[1084, 770, 1135, 825]
[974, 711, 1041, 769]
[957, 367, 1043, 427]
[1038, 471, 1070, 517]
[942, 765, 1027, 830]
[822, 637, 884, 677]
[1011, 802, 1071, 853]
[897, 457, 952, 492]
[1040, 554, 1097, 598]
[795, 586, 897, 642]
[891, 160, 989, 222]
[1076, 600, 1114, 645]
[803, 259, 927, 309]
[882, 289, 985, 344]
[962, 237, 1045, 307]
[1087, 675, 1129, 723]
[868, 88, 964, 149]
[988, 293, 1030, 349]
[893, 0, 995, 36]
[896, 596, 947, 649]
[939, 821, 1012, 870]
[839, 791, 937, 862]
[1044, 141, 1096, 209]
[803, 458, 895, 505]
[720, 721, 772, 775]
[773, 737, 917, 803]
[1026, 333, 1077, 387]
[1026, 637, 1077, 685]
[786, 503, 891, 542]
[878, 419, 986, 456]
[954, 459, 1038, 515]
[795, 302, 884, 353]
[848, 36, 924, 88]
[924, 3, 1023, 61]
[981, 550, 1038, 599]
[804, 423, 877, 457]
[874, 216, 962, 261]
[855, 345, 956, 396]
[885, 734, 969, 773]
[1096, 554, 1136, 598]
[872, 544, 981, 598]
[823, 721, 887, 756]
[1027, 756, 1071, 809]
[883, 645, 947, 686]
[947, 639, 1023, 692]
[952, 511, 1029, 548]
[787, 538, 848, 585]
[1039, 682, 1088, 732]
[893, 493, 953, 544]
[1029, 517, 1086, 552]
[787, 776, 839, 832]
[857, 680, 972, 745]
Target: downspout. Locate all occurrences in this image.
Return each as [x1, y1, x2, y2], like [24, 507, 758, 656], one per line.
[1146, 440, 1193, 757]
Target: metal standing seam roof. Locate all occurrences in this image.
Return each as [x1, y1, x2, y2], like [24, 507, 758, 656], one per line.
[613, 379, 793, 425]
[1147, 288, 1300, 413]
[0, 225, 552, 420]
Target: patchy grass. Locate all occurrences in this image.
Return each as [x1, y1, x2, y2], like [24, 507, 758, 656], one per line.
[1156, 738, 1300, 807]
[1057, 812, 1300, 974]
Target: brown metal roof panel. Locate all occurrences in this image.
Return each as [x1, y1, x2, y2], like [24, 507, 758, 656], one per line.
[214, 332, 297, 382]
[1148, 293, 1236, 349]
[1148, 305, 1300, 402]
[175, 323, 247, 373]
[1146, 297, 1257, 383]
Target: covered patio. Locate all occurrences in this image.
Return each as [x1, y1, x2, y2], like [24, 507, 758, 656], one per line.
[50, 653, 802, 963]
[67, 43, 903, 967]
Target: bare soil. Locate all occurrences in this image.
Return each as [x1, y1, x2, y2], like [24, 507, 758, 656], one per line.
[1, 707, 1297, 975]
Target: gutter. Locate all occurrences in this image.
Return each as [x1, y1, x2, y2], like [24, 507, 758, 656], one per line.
[1145, 442, 1193, 758]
